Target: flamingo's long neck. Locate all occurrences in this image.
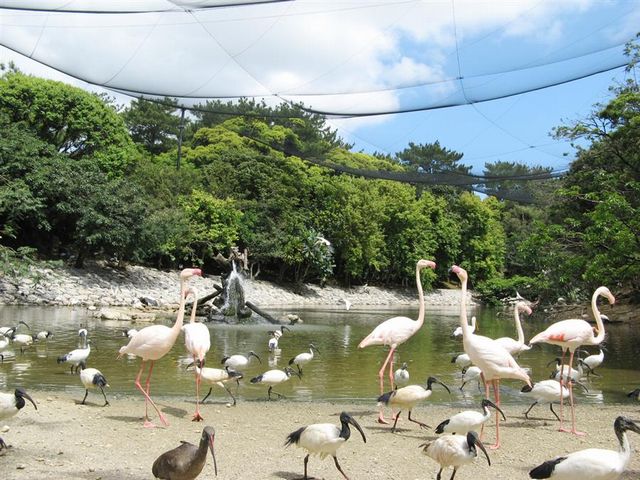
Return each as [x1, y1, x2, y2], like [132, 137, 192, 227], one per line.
[514, 307, 525, 345]
[592, 289, 607, 344]
[189, 298, 198, 324]
[413, 264, 426, 333]
[171, 285, 189, 338]
[459, 274, 471, 338]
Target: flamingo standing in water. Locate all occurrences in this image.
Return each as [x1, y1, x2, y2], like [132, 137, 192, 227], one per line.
[494, 302, 532, 357]
[358, 259, 436, 424]
[529, 286, 615, 435]
[183, 286, 211, 422]
[451, 265, 531, 449]
[119, 268, 201, 428]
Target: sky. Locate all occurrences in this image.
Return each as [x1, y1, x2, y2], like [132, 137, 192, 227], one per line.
[0, 0, 638, 174]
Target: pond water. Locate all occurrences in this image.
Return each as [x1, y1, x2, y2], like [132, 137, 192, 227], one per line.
[0, 304, 639, 407]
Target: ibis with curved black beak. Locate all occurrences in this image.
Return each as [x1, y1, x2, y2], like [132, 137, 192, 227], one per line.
[422, 431, 491, 480]
[221, 351, 261, 372]
[285, 411, 366, 480]
[0, 388, 37, 450]
[289, 343, 320, 375]
[435, 398, 506, 435]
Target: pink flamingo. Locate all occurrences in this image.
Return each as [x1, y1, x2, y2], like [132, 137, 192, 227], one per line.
[358, 259, 436, 424]
[119, 268, 201, 428]
[494, 301, 532, 357]
[183, 286, 211, 422]
[451, 265, 530, 449]
[529, 286, 614, 435]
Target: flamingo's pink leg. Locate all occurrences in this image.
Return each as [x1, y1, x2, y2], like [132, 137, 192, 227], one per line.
[489, 379, 501, 449]
[135, 360, 168, 428]
[377, 346, 396, 424]
[566, 350, 585, 436]
[192, 356, 204, 422]
[558, 349, 568, 433]
[480, 372, 488, 441]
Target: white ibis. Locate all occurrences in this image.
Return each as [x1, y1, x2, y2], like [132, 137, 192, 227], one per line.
[453, 316, 476, 338]
[578, 346, 605, 377]
[529, 416, 640, 479]
[79, 362, 109, 406]
[358, 259, 436, 423]
[521, 380, 571, 421]
[548, 358, 587, 383]
[0, 388, 37, 450]
[451, 353, 472, 370]
[422, 431, 491, 480]
[118, 267, 201, 428]
[183, 287, 211, 422]
[529, 286, 614, 435]
[378, 376, 451, 432]
[0, 328, 14, 362]
[0, 321, 29, 336]
[250, 366, 300, 400]
[460, 366, 482, 391]
[268, 326, 290, 353]
[36, 330, 53, 341]
[221, 351, 261, 372]
[289, 343, 320, 375]
[57, 340, 92, 374]
[188, 362, 243, 406]
[10, 330, 36, 353]
[393, 362, 410, 386]
[122, 328, 138, 338]
[285, 411, 366, 480]
[494, 302, 532, 356]
[435, 398, 506, 435]
[152, 425, 217, 479]
[451, 265, 530, 449]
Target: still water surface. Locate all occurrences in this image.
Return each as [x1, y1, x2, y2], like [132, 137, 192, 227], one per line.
[0, 304, 638, 406]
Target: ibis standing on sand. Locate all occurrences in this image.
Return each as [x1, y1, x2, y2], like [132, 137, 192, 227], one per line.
[183, 287, 211, 422]
[529, 416, 640, 480]
[378, 376, 451, 432]
[57, 340, 92, 374]
[285, 411, 366, 480]
[152, 425, 217, 480]
[188, 362, 243, 406]
[529, 286, 615, 435]
[358, 259, 436, 424]
[79, 362, 109, 406]
[221, 351, 261, 372]
[250, 367, 300, 400]
[0, 388, 37, 449]
[494, 302, 532, 356]
[289, 343, 320, 375]
[521, 380, 572, 421]
[422, 431, 491, 480]
[451, 265, 531, 449]
[118, 268, 201, 428]
[435, 398, 506, 435]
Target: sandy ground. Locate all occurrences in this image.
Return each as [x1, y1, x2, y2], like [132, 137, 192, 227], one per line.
[1, 392, 639, 480]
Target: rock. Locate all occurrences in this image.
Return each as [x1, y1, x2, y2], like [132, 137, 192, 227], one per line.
[1, 425, 8, 433]
[139, 296, 159, 307]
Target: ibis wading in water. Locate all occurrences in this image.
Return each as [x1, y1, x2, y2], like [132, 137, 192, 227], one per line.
[422, 431, 491, 480]
[118, 268, 201, 427]
[188, 361, 243, 406]
[358, 259, 436, 424]
[285, 411, 366, 480]
[378, 376, 451, 432]
[529, 416, 640, 480]
[451, 265, 531, 449]
[289, 343, 320, 375]
[183, 287, 211, 421]
[57, 340, 92, 374]
[221, 351, 261, 372]
[250, 366, 300, 400]
[394, 362, 410, 386]
[152, 425, 217, 480]
[0, 388, 37, 449]
[529, 286, 614, 435]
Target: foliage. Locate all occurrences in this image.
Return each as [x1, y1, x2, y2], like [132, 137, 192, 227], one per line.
[475, 275, 539, 306]
[121, 97, 182, 155]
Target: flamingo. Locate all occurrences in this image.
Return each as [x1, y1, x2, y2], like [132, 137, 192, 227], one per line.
[529, 416, 640, 479]
[289, 343, 320, 375]
[453, 316, 476, 338]
[529, 286, 615, 435]
[451, 265, 531, 449]
[152, 426, 217, 479]
[183, 286, 211, 422]
[118, 267, 201, 428]
[494, 302, 532, 356]
[358, 258, 436, 423]
[285, 411, 366, 480]
[421, 431, 491, 480]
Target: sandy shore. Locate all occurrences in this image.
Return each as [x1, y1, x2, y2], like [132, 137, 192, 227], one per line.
[2, 392, 639, 479]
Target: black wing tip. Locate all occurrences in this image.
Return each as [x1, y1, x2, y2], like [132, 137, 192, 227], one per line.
[93, 374, 108, 388]
[56, 355, 67, 364]
[284, 426, 305, 447]
[377, 390, 393, 405]
[288, 358, 295, 365]
[529, 457, 566, 479]
[250, 375, 262, 384]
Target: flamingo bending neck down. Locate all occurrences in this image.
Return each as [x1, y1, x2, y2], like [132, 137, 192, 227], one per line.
[529, 286, 615, 436]
[119, 268, 202, 428]
[494, 301, 532, 356]
[358, 259, 436, 424]
[451, 265, 530, 450]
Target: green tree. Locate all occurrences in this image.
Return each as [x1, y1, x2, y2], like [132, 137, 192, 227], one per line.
[121, 97, 182, 155]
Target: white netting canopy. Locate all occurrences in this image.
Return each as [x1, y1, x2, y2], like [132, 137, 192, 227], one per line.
[0, 0, 636, 117]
